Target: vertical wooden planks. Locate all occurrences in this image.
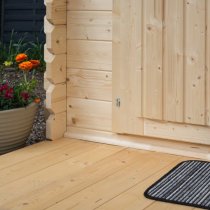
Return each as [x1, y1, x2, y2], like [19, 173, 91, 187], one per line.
[112, 0, 144, 135]
[206, 0, 210, 126]
[112, 0, 121, 133]
[163, 0, 184, 123]
[184, 0, 206, 125]
[143, 0, 163, 120]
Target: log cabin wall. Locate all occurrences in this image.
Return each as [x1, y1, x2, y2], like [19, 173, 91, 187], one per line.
[45, 0, 210, 148]
[65, 0, 210, 146]
[66, 0, 113, 132]
[44, 0, 67, 140]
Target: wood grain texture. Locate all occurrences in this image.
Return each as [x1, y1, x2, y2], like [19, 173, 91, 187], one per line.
[44, 1, 67, 141]
[67, 0, 112, 11]
[0, 139, 74, 171]
[63, 0, 210, 145]
[44, 46, 67, 84]
[95, 159, 189, 210]
[144, 119, 210, 145]
[206, 1, 210, 126]
[46, 83, 67, 114]
[184, 0, 206, 125]
[0, 141, 123, 210]
[143, 0, 163, 120]
[44, 17, 67, 55]
[112, 0, 144, 135]
[0, 139, 206, 210]
[0, 141, 92, 187]
[67, 69, 112, 101]
[44, 71, 51, 91]
[67, 40, 112, 71]
[67, 11, 112, 41]
[66, 127, 210, 159]
[46, 112, 67, 140]
[45, 0, 67, 25]
[45, 151, 179, 210]
[163, 0, 184, 123]
[66, 0, 113, 134]
[67, 98, 112, 131]
[145, 202, 195, 210]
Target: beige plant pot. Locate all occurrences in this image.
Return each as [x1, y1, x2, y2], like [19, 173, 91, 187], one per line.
[0, 103, 38, 154]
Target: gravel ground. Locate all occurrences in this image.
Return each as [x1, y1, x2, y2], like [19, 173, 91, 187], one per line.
[0, 69, 46, 144]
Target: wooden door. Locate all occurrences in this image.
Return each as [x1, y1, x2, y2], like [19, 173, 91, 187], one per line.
[113, 0, 210, 143]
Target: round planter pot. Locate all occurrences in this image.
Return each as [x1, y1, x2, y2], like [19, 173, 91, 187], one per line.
[0, 103, 38, 155]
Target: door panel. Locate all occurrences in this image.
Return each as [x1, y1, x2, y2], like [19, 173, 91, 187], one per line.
[113, 0, 143, 135]
[143, 0, 163, 120]
[184, 0, 206, 125]
[164, 0, 184, 123]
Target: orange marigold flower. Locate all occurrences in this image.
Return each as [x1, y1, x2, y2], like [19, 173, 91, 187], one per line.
[29, 60, 40, 68]
[16, 53, 27, 62]
[19, 61, 33, 71]
[34, 98, 41, 103]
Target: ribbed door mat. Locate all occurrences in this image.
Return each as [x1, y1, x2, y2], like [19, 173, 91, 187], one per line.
[144, 160, 210, 209]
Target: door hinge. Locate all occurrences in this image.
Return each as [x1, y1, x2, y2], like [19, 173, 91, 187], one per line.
[116, 98, 121, 107]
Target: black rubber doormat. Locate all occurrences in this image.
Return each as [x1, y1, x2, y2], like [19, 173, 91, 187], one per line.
[144, 160, 210, 209]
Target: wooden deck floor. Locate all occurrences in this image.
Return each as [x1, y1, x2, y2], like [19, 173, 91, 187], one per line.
[0, 138, 201, 210]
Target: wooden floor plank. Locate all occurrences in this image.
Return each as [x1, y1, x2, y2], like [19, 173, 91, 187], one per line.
[0, 138, 76, 170]
[144, 202, 194, 210]
[95, 158, 190, 210]
[0, 143, 124, 209]
[44, 153, 180, 210]
[0, 140, 98, 187]
[0, 139, 204, 210]
[0, 149, 148, 210]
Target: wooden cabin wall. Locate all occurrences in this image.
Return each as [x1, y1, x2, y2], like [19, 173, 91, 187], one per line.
[65, 0, 210, 146]
[44, 0, 67, 140]
[66, 0, 113, 132]
[112, 0, 210, 145]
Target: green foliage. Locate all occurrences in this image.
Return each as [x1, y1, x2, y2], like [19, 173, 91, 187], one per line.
[27, 37, 45, 72]
[0, 31, 45, 72]
[0, 31, 28, 65]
